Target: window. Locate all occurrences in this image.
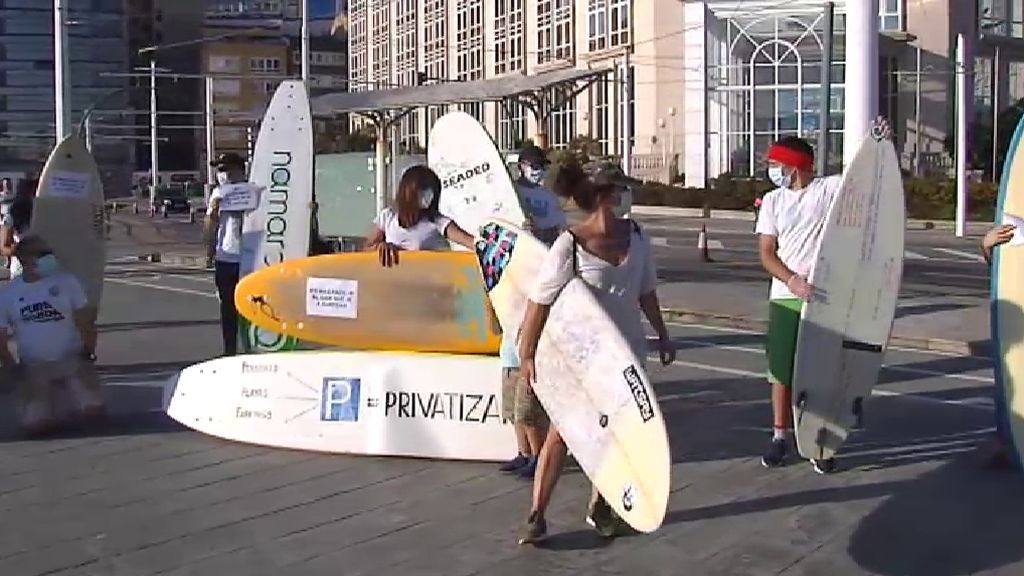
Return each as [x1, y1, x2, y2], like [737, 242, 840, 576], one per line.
[537, 0, 573, 65]
[212, 79, 241, 97]
[494, 0, 525, 75]
[879, 0, 902, 31]
[587, 0, 629, 52]
[349, 0, 369, 92]
[592, 78, 611, 154]
[497, 100, 527, 151]
[370, 0, 392, 87]
[249, 58, 282, 73]
[549, 92, 576, 149]
[456, 0, 484, 82]
[423, 0, 448, 83]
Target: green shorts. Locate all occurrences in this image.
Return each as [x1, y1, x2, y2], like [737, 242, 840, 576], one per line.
[500, 368, 549, 426]
[766, 298, 803, 386]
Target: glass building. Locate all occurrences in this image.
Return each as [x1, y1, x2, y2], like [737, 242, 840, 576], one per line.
[0, 0, 131, 192]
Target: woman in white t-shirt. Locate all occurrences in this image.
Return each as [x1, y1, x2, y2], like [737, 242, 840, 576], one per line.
[514, 163, 676, 545]
[366, 165, 476, 264]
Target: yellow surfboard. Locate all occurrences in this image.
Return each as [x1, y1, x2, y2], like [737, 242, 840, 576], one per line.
[234, 251, 501, 354]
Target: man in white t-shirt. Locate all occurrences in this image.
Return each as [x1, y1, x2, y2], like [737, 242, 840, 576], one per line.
[205, 152, 261, 356]
[0, 235, 104, 434]
[756, 120, 891, 475]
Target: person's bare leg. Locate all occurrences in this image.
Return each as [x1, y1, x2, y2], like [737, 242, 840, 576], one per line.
[515, 423, 530, 454]
[530, 426, 568, 515]
[524, 423, 547, 457]
[772, 382, 792, 430]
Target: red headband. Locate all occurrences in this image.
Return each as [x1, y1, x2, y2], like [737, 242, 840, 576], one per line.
[767, 144, 814, 172]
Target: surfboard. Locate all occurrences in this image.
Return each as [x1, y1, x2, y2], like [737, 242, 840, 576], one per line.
[992, 113, 1024, 470]
[234, 251, 501, 354]
[239, 80, 314, 354]
[428, 111, 526, 251]
[475, 219, 670, 533]
[163, 350, 515, 461]
[31, 133, 106, 311]
[791, 134, 905, 462]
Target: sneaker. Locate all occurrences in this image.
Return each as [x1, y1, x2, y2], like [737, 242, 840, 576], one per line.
[761, 437, 789, 468]
[811, 458, 836, 474]
[516, 456, 538, 479]
[518, 511, 547, 545]
[585, 495, 618, 538]
[500, 453, 529, 472]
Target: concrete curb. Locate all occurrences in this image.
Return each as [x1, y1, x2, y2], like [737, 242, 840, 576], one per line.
[660, 308, 991, 358]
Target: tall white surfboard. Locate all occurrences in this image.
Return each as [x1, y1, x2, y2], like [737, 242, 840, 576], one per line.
[428, 111, 526, 250]
[32, 134, 106, 310]
[239, 80, 314, 353]
[791, 134, 906, 462]
[475, 220, 671, 534]
[163, 350, 515, 461]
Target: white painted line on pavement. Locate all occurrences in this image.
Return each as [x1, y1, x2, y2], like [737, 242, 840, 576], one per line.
[934, 247, 985, 263]
[104, 378, 170, 389]
[904, 250, 928, 260]
[919, 271, 988, 280]
[105, 277, 218, 299]
[707, 240, 725, 250]
[655, 354, 992, 412]
[652, 237, 669, 247]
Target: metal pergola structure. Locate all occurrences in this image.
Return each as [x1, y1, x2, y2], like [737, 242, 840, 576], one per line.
[309, 66, 615, 214]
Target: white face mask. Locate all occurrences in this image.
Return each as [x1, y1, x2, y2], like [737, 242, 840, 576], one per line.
[522, 166, 546, 185]
[767, 166, 792, 189]
[216, 172, 230, 186]
[418, 188, 435, 209]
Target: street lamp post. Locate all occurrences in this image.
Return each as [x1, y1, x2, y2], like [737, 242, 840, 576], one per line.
[54, 0, 71, 141]
[301, 0, 310, 83]
[149, 59, 160, 213]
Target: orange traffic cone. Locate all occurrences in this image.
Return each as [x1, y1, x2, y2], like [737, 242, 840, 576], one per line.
[697, 223, 713, 262]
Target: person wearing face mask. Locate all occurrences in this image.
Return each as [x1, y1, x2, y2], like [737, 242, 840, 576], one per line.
[205, 152, 261, 356]
[0, 235, 104, 435]
[756, 118, 892, 474]
[366, 164, 476, 266]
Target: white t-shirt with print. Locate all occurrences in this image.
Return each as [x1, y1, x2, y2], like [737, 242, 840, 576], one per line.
[0, 272, 87, 363]
[755, 175, 843, 300]
[374, 207, 453, 251]
[207, 182, 261, 264]
[517, 183, 566, 231]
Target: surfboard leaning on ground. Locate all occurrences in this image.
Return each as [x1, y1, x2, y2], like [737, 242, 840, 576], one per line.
[791, 132, 906, 462]
[238, 80, 314, 354]
[992, 112, 1024, 470]
[31, 133, 107, 322]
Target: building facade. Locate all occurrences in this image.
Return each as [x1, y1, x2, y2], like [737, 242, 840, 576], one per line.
[0, 0, 131, 192]
[344, 1, 1006, 186]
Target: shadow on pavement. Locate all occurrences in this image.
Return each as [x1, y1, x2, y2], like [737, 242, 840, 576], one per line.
[848, 455, 1024, 576]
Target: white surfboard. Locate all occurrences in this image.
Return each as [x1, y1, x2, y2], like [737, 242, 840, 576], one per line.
[791, 134, 906, 462]
[31, 134, 106, 308]
[239, 80, 314, 353]
[163, 350, 516, 461]
[428, 111, 526, 250]
[475, 220, 670, 533]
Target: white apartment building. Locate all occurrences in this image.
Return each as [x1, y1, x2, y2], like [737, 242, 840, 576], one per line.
[347, 1, 1016, 186]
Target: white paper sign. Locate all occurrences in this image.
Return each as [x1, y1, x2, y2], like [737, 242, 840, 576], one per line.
[306, 277, 359, 319]
[1001, 212, 1024, 247]
[46, 170, 90, 200]
[218, 183, 262, 212]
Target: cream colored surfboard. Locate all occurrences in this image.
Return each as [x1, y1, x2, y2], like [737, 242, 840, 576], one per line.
[475, 220, 670, 533]
[792, 134, 906, 462]
[31, 134, 106, 308]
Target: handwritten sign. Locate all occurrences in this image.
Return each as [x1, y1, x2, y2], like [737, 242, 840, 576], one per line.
[306, 277, 359, 319]
[46, 170, 91, 200]
[218, 183, 262, 212]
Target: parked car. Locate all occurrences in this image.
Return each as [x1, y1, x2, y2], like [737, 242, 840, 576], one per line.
[154, 186, 190, 213]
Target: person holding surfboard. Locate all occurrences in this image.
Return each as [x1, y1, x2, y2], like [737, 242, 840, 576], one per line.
[498, 145, 566, 479]
[0, 235, 104, 435]
[366, 165, 478, 264]
[756, 118, 892, 474]
[205, 152, 263, 357]
[515, 162, 675, 544]
[982, 223, 1016, 469]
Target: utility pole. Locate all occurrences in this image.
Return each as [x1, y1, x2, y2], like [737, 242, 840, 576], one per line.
[54, 0, 71, 142]
[205, 76, 216, 203]
[149, 59, 160, 211]
[301, 0, 310, 83]
[816, 2, 834, 175]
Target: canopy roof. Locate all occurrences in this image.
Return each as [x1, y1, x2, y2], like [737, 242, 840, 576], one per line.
[310, 67, 611, 116]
